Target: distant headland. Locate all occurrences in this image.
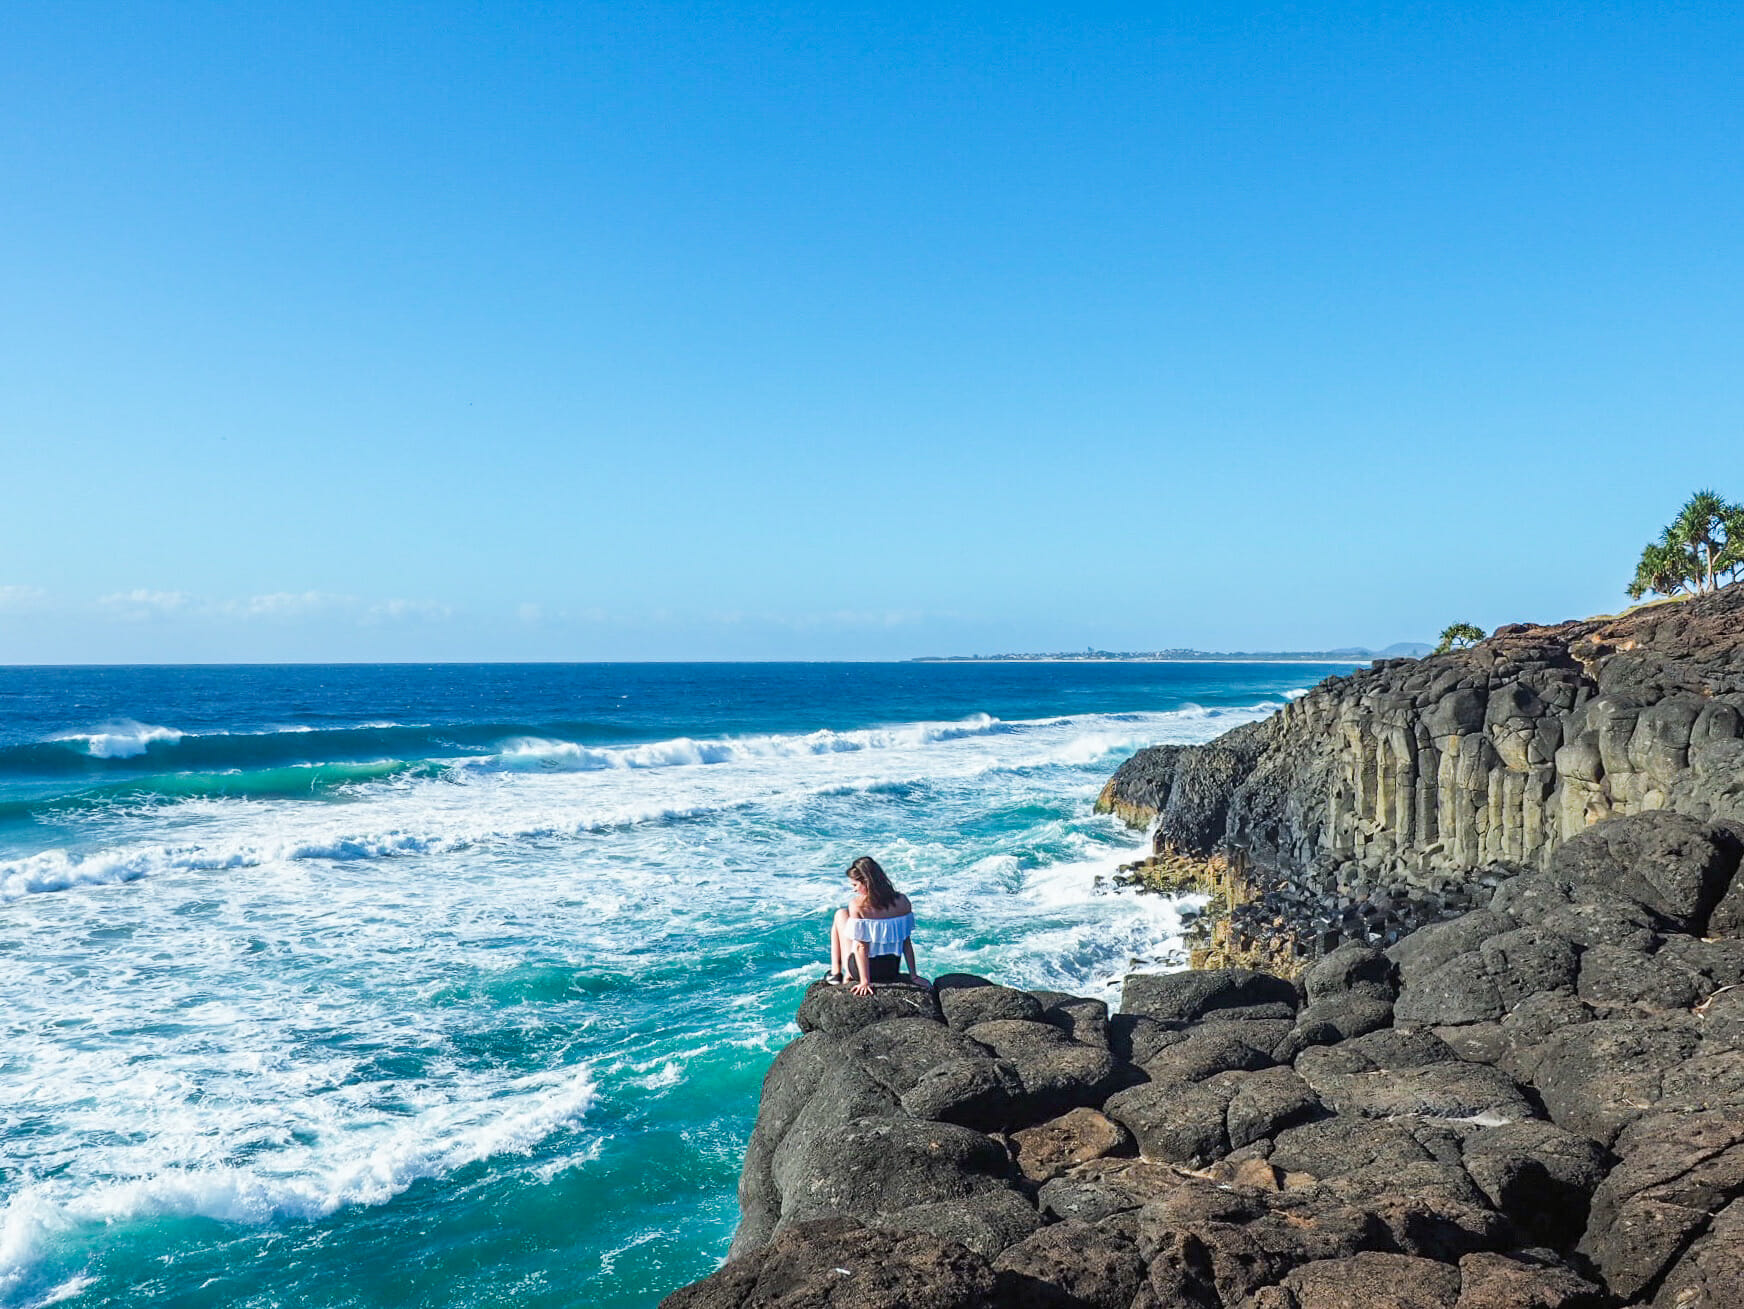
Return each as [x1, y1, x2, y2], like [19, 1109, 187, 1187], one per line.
[911, 642, 1432, 664]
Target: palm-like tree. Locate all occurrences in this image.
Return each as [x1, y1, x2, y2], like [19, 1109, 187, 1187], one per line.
[1718, 505, 1744, 586]
[1674, 490, 1731, 594]
[1434, 622, 1486, 654]
[1627, 490, 1743, 600]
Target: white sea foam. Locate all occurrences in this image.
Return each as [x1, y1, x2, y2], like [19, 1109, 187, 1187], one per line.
[472, 714, 1009, 773]
[50, 721, 184, 759]
[0, 1065, 596, 1298]
[2, 703, 1282, 904]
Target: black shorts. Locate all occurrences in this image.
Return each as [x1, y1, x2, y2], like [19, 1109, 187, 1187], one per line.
[847, 952, 902, 983]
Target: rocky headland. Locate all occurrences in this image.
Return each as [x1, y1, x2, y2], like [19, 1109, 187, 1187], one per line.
[1098, 586, 1744, 964]
[661, 588, 1744, 1308]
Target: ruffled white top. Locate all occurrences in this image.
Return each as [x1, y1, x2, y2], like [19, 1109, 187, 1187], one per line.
[848, 912, 915, 956]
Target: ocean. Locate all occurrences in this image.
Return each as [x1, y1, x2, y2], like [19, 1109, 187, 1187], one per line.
[0, 660, 1348, 1308]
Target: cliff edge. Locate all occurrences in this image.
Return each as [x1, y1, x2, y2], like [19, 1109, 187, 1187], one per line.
[1097, 586, 1744, 957]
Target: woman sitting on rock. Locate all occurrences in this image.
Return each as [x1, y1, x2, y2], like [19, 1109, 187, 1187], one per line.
[826, 856, 926, 996]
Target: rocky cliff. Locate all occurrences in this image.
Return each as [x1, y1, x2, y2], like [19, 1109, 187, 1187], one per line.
[662, 810, 1744, 1308]
[1097, 587, 1744, 957]
[658, 590, 1744, 1307]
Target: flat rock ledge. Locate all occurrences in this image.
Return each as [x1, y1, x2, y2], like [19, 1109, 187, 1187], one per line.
[662, 810, 1744, 1308]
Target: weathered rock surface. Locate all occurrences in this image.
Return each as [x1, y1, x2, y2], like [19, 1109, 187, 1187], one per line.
[1098, 587, 1744, 958]
[666, 806, 1744, 1307]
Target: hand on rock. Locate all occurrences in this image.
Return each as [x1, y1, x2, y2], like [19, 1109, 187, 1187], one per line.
[850, 979, 874, 997]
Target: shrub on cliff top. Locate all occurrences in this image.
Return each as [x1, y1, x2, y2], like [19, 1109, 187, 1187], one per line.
[1628, 489, 1744, 600]
[1434, 622, 1485, 654]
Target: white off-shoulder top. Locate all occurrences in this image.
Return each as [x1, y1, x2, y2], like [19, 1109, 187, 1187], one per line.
[848, 912, 915, 956]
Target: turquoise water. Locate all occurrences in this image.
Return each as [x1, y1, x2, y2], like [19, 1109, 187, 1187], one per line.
[0, 662, 1347, 1307]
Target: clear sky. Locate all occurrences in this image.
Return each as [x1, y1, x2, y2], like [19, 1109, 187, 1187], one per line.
[2, 2, 1740, 662]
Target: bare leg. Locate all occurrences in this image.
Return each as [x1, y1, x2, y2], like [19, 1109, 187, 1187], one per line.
[828, 908, 848, 977]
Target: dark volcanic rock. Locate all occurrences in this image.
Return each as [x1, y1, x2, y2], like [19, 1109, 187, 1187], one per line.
[1459, 1120, 1612, 1250]
[937, 981, 1046, 1030]
[991, 1220, 1145, 1309]
[1104, 1073, 1244, 1167]
[1010, 1108, 1132, 1184]
[796, 979, 943, 1034]
[1549, 811, 1742, 935]
[1097, 585, 1744, 962]
[681, 671, 1744, 1309]
[1269, 1251, 1463, 1308]
[961, 1019, 1132, 1119]
[876, 1188, 1044, 1260]
[1579, 1109, 1744, 1302]
[1136, 1180, 1389, 1306]
[769, 1115, 1012, 1229]
[1121, 968, 1299, 1023]
[661, 1216, 999, 1309]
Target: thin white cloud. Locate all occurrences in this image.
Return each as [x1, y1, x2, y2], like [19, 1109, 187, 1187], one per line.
[97, 589, 193, 619]
[229, 591, 352, 619]
[0, 585, 47, 611]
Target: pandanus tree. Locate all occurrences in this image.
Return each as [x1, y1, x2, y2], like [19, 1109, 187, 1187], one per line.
[1434, 622, 1485, 654]
[1627, 489, 1744, 600]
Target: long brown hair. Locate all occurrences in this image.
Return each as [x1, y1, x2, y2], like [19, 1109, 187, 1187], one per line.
[847, 856, 900, 911]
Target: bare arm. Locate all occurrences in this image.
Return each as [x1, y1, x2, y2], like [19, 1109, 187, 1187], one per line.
[903, 936, 926, 985]
[850, 938, 875, 996]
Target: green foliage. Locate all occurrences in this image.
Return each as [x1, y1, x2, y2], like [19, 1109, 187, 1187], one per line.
[1627, 489, 1744, 600]
[1434, 622, 1486, 654]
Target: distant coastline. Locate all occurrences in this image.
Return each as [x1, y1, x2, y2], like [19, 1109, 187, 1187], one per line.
[912, 643, 1429, 664]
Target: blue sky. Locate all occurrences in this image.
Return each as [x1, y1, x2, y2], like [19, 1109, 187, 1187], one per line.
[3, 2, 1740, 661]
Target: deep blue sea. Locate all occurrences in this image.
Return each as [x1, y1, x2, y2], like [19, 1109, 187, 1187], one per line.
[0, 660, 1350, 1307]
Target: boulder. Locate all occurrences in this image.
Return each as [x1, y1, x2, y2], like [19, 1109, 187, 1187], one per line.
[1041, 997, 1111, 1050]
[1010, 1108, 1133, 1184]
[1286, 994, 1396, 1055]
[991, 1220, 1146, 1309]
[1035, 1157, 1186, 1223]
[1549, 812, 1742, 935]
[768, 1115, 1012, 1229]
[1304, 943, 1398, 1003]
[875, 1187, 1044, 1261]
[1579, 1109, 1744, 1302]
[660, 1216, 999, 1309]
[1576, 943, 1708, 1011]
[1105, 1072, 1246, 1166]
[1141, 1026, 1275, 1084]
[1530, 1017, 1700, 1144]
[1270, 1251, 1462, 1308]
[1225, 1067, 1323, 1150]
[1452, 1251, 1605, 1309]
[796, 979, 943, 1035]
[962, 1019, 1131, 1120]
[937, 982, 1046, 1030]
[1297, 1058, 1532, 1123]
[898, 1057, 1026, 1132]
[1121, 968, 1299, 1023]
[1458, 1119, 1612, 1250]
[1136, 1180, 1389, 1306]
[732, 1032, 842, 1256]
[1268, 1116, 1435, 1180]
[1108, 1013, 1187, 1065]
